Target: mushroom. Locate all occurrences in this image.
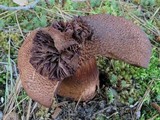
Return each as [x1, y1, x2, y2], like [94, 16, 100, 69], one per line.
[18, 14, 151, 107]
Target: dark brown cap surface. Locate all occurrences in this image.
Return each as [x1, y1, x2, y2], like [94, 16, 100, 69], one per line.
[82, 14, 152, 68]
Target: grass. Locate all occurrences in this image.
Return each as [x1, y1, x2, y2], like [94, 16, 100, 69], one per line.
[0, 0, 160, 119]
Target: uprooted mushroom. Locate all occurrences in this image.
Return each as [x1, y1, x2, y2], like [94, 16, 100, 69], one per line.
[18, 14, 152, 107]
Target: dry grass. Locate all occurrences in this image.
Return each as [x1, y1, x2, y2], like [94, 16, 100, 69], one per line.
[0, 0, 160, 119]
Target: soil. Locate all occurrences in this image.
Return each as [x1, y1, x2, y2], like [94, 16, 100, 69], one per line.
[48, 95, 138, 120]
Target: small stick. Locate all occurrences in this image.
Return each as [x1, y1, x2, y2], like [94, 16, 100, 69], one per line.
[26, 98, 32, 120]
[74, 95, 82, 111]
[0, 0, 40, 11]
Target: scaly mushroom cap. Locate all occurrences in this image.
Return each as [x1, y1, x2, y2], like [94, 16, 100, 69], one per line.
[18, 25, 99, 107]
[81, 14, 152, 68]
[18, 29, 59, 107]
[18, 14, 152, 107]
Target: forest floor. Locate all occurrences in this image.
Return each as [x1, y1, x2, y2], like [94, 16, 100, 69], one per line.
[0, 0, 160, 120]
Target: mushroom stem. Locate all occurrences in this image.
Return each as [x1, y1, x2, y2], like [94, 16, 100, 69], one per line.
[57, 57, 99, 101]
[81, 14, 152, 68]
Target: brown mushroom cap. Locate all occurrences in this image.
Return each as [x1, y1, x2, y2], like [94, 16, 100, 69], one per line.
[81, 14, 152, 68]
[18, 29, 59, 107]
[18, 14, 152, 108]
[18, 26, 99, 107]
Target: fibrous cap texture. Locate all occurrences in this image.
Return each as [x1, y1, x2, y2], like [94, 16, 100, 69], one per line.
[18, 14, 152, 108]
[81, 14, 152, 68]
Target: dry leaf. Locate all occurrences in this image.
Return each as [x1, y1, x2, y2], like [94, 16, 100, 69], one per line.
[13, 0, 28, 6]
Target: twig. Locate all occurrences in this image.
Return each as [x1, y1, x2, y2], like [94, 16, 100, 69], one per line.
[15, 12, 25, 39]
[0, 11, 17, 20]
[26, 98, 32, 120]
[30, 102, 38, 114]
[0, 11, 8, 17]
[147, 114, 159, 120]
[3, 96, 29, 120]
[150, 7, 160, 22]
[74, 95, 82, 111]
[106, 111, 118, 119]
[29, 9, 40, 19]
[11, 59, 18, 78]
[92, 105, 118, 119]
[134, 79, 155, 119]
[0, 0, 40, 11]
[93, 107, 111, 116]
[3, 77, 21, 114]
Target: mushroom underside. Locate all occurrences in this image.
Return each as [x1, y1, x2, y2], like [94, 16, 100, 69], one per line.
[18, 28, 99, 107]
[18, 14, 152, 108]
[18, 30, 60, 107]
[57, 57, 99, 101]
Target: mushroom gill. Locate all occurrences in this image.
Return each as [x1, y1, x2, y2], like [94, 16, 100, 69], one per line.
[18, 29, 59, 107]
[29, 30, 80, 80]
[18, 14, 152, 108]
[18, 26, 99, 107]
[52, 17, 93, 44]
